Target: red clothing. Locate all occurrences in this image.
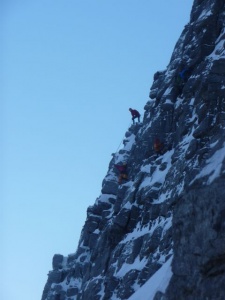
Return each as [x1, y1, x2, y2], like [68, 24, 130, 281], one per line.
[114, 164, 127, 173]
[154, 139, 163, 153]
[129, 109, 140, 117]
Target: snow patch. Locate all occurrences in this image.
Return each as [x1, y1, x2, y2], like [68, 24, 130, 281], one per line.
[197, 8, 212, 22]
[191, 143, 225, 184]
[127, 256, 173, 300]
[121, 223, 150, 244]
[115, 256, 148, 278]
[140, 150, 174, 190]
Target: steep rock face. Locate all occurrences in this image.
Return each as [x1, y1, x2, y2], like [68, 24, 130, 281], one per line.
[42, 0, 225, 299]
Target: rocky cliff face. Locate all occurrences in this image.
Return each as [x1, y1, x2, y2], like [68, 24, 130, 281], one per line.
[42, 0, 225, 299]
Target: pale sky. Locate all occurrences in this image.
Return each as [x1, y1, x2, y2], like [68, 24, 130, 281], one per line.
[1, 1, 193, 299]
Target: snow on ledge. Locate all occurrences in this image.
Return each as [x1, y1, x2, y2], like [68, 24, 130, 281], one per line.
[127, 256, 173, 300]
[191, 142, 225, 185]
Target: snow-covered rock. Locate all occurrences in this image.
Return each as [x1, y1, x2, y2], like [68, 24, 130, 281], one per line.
[42, 0, 225, 299]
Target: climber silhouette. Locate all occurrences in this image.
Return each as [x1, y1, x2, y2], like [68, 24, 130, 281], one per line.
[175, 67, 189, 97]
[154, 138, 164, 157]
[179, 68, 188, 80]
[129, 108, 140, 124]
[114, 163, 128, 184]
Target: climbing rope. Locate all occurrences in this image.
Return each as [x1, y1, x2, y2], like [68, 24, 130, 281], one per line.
[115, 121, 132, 153]
[115, 138, 124, 153]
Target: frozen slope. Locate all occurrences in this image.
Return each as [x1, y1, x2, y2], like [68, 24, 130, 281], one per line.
[42, 0, 225, 299]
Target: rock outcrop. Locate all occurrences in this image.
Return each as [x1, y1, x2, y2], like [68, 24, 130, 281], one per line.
[42, 0, 225, 299]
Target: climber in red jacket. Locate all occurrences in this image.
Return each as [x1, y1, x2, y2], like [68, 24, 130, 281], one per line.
[129, 108, 140, 124]
[154, 138, 164, 157]
[114, 163, 128, 184]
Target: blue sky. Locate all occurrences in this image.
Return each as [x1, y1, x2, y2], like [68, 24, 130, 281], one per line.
[1, 1, 193, 299]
